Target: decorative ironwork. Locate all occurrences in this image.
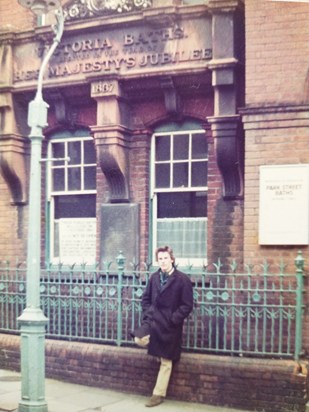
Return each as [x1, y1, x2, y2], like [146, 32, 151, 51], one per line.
[63, 0, 152, 21]
[0, 251, 305, 360]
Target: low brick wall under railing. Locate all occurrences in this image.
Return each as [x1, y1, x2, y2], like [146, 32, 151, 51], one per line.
[0, 333, 308, 412]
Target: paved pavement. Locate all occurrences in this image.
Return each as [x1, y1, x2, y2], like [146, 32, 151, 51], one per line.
[0, 368, 250, 412]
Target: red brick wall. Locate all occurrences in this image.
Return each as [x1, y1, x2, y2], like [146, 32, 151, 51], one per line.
[0, 1, 35, 32]
[129, 131, 151, 263]
[206, 128, 244, 267]
[243, 0, 309, 357]
[243, 108, 309, 267]
[0, 0, 75, 32]
[243, 0, 309, 266]
[0, 334, 307, 412]
[129, 93, 244, 267]
[0, 176, 28, 263]
[245, 0, 309, 106]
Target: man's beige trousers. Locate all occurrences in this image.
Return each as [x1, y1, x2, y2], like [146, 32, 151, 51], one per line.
[153, 357, 173, 397]
[134, 336, 173, 397]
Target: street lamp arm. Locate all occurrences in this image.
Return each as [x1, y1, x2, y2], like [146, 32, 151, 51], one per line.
[36, 6, 64, 100]
[52, 7, 64, 43]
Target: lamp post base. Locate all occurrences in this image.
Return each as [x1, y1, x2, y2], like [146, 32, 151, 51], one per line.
[18, 401, 48, 412]
[18, 308, 48, 412]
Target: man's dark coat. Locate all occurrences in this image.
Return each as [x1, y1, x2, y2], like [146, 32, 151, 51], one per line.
[134, 268, 193, 361]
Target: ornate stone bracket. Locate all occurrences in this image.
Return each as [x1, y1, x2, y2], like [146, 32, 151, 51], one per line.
[91, 125, 130, 203]
[0, 134, 29, 205]
[160, 76, 182, 117]
[207, 0, 244, 199]
[48, 91, 78, 127]
[0, 90, 29, 205]
[99, 149, 129, 202]
[90, 79, 131, 203]
[208, 115, 243, 199]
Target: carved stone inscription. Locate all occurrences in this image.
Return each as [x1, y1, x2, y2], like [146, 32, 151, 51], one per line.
[13, 17, 212, 84]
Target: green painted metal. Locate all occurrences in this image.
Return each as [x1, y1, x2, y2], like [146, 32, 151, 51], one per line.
[15, 4, 64, 410]
[17, 121, 48, 412]
[116, 251, 125, 346]
[295, 251, 305, 360]
[0, 252, 305, 360]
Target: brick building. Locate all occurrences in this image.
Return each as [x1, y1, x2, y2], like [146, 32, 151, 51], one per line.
[0, 0, 246, 268]
[1, 0, 309, 297]
[243, 0, 309, 267]
[1, 1, 309, 410]
[1, 0, 309, 268]
[243, 0, 309, 362]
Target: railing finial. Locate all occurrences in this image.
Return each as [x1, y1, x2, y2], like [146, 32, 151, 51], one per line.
[295, 250, 304, 272]
[116, 251, 126, 271]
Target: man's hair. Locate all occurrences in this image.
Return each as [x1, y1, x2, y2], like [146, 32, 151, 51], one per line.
[155, 245, 175, 264]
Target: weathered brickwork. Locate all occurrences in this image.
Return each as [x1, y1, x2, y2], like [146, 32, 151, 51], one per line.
[244, 0, 309, 262]
[243, 0, 309, 361]
[129, 132, 151, 263]
[0, 333, 307, 412]
[245, 0, 309, 106]
[242, 107, 309, 265]
[0, 2, 241, 266]
[0, 0, 34, 32]
[0, 175, 28, 263]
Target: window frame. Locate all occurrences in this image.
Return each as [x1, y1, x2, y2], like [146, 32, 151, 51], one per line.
[47, 133, 97, 265]
[151, 126, 208, 266]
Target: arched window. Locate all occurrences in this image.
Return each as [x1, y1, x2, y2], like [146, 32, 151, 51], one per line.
[47, 130, 96, 265]
[151, 121, 208, 265]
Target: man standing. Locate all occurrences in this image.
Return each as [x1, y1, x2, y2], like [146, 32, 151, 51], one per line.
[133, 245, 194, 407]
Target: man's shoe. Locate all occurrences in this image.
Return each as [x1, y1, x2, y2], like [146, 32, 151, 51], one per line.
[145, 395, 164, 407]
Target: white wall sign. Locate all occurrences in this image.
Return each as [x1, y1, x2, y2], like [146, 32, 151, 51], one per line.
[259, 164, 309, 245]
[59, 218, 96, 264]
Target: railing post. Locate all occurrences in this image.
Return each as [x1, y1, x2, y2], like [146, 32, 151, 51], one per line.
[294, 250, 305, 360]
[116, 251, 125, 346]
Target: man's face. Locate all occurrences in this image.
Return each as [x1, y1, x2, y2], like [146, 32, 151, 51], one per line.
[157, 251, 173, 273]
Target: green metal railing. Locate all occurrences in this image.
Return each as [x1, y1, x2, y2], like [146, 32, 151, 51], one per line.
[0, 252, 305, 359]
